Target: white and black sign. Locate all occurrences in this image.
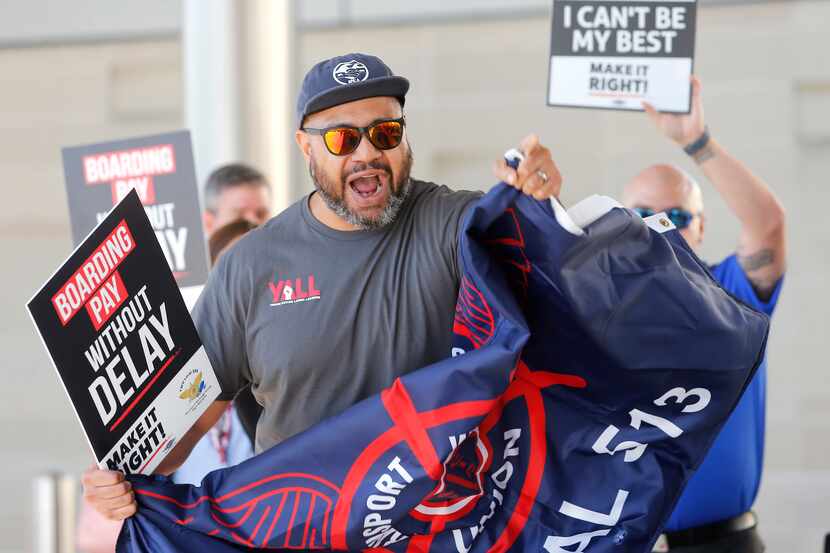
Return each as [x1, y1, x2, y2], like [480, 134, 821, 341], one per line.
[547, 0, 697, 112]
[62, 131, 209, 291]
[28, 190, 220, 475]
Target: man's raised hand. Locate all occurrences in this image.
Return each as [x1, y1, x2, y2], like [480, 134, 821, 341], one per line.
[493, 134, 562, 201]
[642, 75, 706, 147]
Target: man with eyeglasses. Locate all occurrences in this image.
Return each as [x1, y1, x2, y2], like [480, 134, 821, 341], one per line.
[81, 53, 561, 521]
[624, 77, 786, 553]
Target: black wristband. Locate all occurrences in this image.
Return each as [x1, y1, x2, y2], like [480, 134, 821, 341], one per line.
[683, 126, 710, 157]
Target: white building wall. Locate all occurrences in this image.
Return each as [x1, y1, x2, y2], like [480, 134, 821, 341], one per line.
[0, 0, 180, 46]
[0, 1, 827, 552]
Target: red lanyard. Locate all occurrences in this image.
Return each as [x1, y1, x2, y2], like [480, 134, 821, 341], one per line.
[209, 405, 233, 464]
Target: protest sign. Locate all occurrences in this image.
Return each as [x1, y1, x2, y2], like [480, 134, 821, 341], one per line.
[28, 189, 220, 475]
[547, 0, 697, 112]
[62, 131, 209, 291]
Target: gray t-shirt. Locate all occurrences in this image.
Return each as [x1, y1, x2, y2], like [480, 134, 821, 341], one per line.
[193, 179, 480, 452]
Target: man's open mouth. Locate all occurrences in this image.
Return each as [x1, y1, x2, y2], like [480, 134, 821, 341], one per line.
[350, 175, 383, 198]
[347, 169, 390, 202]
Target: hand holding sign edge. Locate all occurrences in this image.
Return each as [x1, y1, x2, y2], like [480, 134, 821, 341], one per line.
[642, 75, 706, 147]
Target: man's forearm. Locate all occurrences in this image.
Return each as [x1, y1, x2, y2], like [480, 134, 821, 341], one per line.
[693, 137, 786, 296]
[693, 138, 785, 238]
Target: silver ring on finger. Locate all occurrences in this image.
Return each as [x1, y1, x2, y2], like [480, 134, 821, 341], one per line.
[536, 170, 549, 184]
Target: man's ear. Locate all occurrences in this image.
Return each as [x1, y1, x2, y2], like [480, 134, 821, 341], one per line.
[296, 130, 313, 162]
[203, 210, 216, 236]
[697, 211, 705, 244]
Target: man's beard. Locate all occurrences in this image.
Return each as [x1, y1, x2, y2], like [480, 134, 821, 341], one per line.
[309, 147, 413, 230]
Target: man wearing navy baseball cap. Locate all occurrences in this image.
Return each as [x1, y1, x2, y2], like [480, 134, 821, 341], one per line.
[82, 52, 564, 521]
[295, 53, 410, 129]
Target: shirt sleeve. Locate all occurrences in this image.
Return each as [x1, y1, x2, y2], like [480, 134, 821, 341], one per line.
[446, 190, 484, 282]
[191, 249, 252, 400]
[710, 254, 784, 316]
[411, 182, 482, 284]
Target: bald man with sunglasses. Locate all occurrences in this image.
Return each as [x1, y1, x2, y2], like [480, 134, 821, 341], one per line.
[81, 53, 561, 522]
[624, 77, 786, 553]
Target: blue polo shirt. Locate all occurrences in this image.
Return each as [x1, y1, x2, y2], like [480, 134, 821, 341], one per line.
[665, 254, 783, 531]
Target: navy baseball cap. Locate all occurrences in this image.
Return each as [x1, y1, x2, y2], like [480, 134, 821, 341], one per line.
[296, 53, 410, 128]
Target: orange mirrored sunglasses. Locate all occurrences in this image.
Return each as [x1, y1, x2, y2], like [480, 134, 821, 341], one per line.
[302, 117, 405, 156]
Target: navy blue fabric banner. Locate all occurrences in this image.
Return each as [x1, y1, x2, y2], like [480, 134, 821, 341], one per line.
[118, 183, 768, 553]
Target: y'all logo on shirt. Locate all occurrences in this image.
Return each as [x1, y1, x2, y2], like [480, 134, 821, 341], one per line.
[268, 274, 321, 307]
